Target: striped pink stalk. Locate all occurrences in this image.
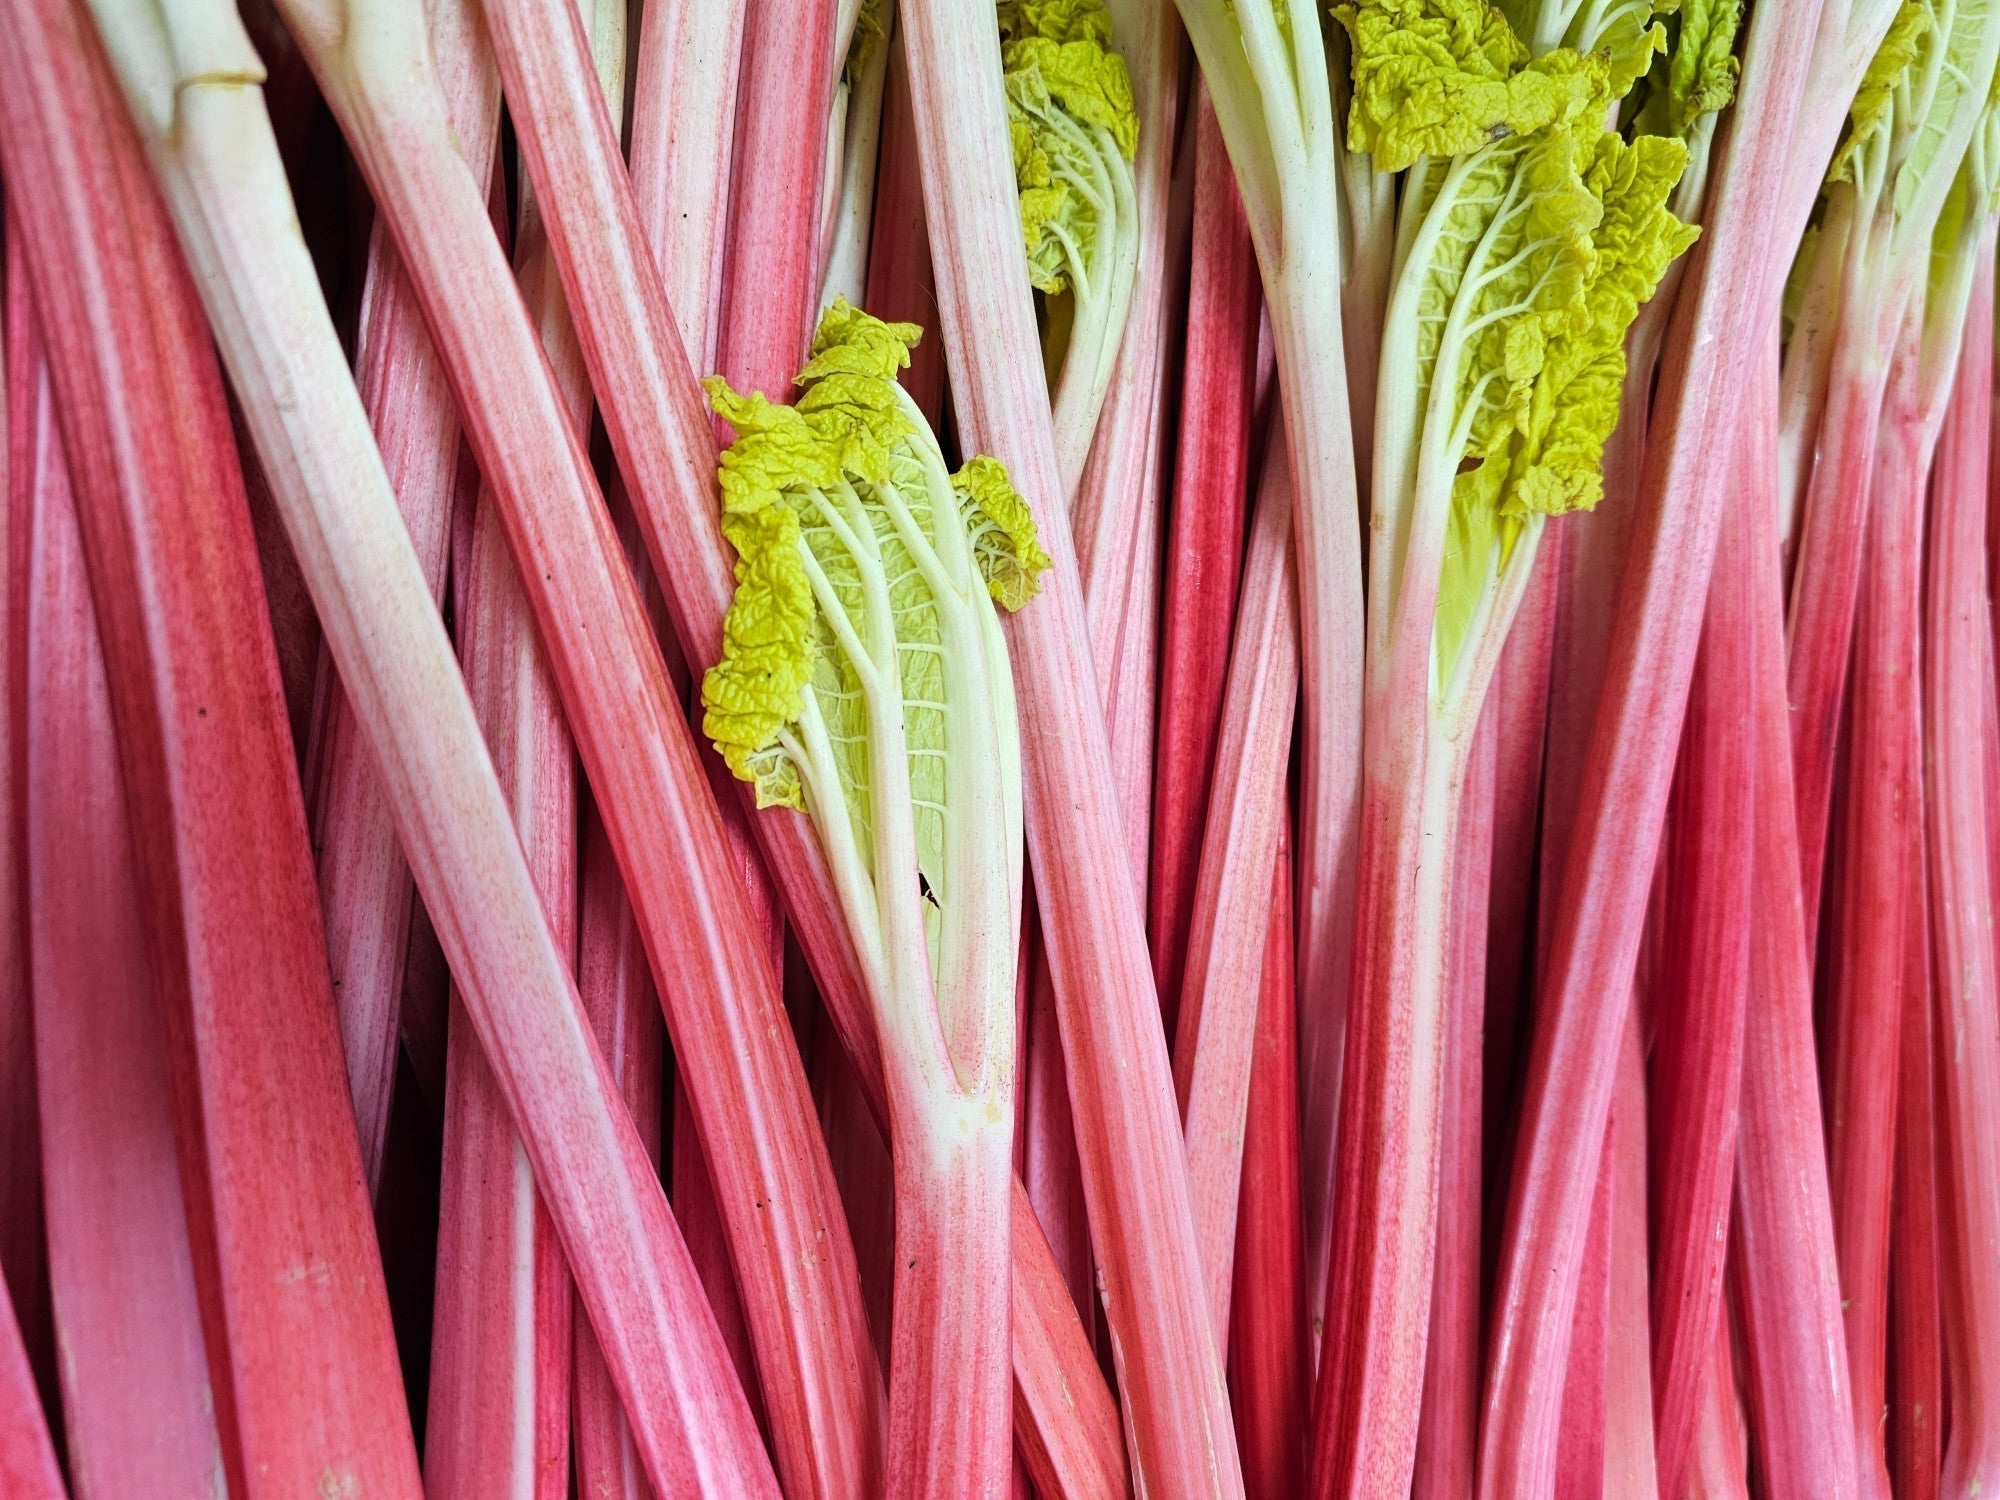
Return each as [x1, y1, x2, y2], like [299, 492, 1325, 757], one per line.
[273, 1, 882, 1490]
[573, 803, 667, 1500]
[1148, 83, 1262, 1039]
[1228, 832, 1308, 1500]
[1474, 0, 1833, 1478]
[1175, 439, 1298, 1338]
[1021, 951, 1095, 1317]
[0, 9, 424, 1493]
[1647, 444, 1757, 1500]
[1732, 330, 1859, 1500]
[1556, 1153, 1613, 1500]
[1412, 691, 1499, 1500]
[626, 0, 745, 374]
[0, 1281, 60, 1500]
[1687, 1313, 1751, 1500]
[1603, 1015, 1658, 1498]
[1010, 1189, 1129, 1500]
[300, 0, 500, 1192]
[425, 36, 641, 1464]
[0, 220, 54, 1462]
[18, 289, 224, 1498]
[861, 30, 947, 424]
[899, 0, 1243, 1487]
[1927, 235, 2000, 1498]
[1824, 296, 1926, 1500]
[1889, 852, 1941, 1500]
[75, 0, 781, 1488]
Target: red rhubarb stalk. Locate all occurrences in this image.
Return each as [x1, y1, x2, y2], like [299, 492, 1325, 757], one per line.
[1730, 329, 1860, 1500]
[1473, 0, 1834, 1480]
[1889, 835, 1942, 1500]
[1603, 1013, 1658, 1498]
[18, 292, 224, 1497]
[1229, 831, 1307, 1500]
[0, 6, 426, 1491]
[861, 30, 947, 424]
[1687, 1311, 1752, 1500]
[1647, 437, 1757, 1500]
[1148, 82, 1262, 1038]
[0, 1281, 60, 1500]
[1175, 437, 1299, 1337]
[899, 0, 1244, 1488]
[1926, 210, 2000, 1499]
[0, 230, 50, 1441]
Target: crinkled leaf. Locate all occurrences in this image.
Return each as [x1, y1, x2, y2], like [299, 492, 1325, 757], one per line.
[1335, 0, 1607, 171]
[704, 485, 816, 810]
[954, 455, 1053, 609]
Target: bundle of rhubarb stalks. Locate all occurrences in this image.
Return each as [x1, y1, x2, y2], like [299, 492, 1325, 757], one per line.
[4, 0, 2000, 1490]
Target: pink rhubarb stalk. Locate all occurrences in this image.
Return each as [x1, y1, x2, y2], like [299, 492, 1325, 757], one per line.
[1927, 220, 2000, 1498]
[1148, 82, 1263, 1038]
[899, 0, 1245, 1488]
[0, 1282, 60, 1500]
[1174, 437, 1299, 1338]
[18, 289, 224, 1498]
[1603, 1014, 1658, 1498]
[300, 0, 500, 1191]
[424, 15, 631, 1472]
[78, 0, 784, 1489]
[1647, 443, 1757, 1500]
[1228, 832, 1308, 1500]
[0, 6, 425, 1492]
[861, 30, 948, 424]
[1473, 0, 1835, 1482]
[273, 2, 886, 1490]
[1412, 694, 1499, 1500]
[572, 803, 668, 1500]
[1730, 331, 1860, 1500]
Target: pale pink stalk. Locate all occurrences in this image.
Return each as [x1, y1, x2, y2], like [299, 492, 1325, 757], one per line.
[300, 0, 501, 1191]
[1175, 439, 1299, 1339]
[19, 301, 224, 1499]
[0, 9, 424, 1492]
[425, 22, 630, 1463]
[900, 0, 1243, 1488]
[1012, 1192, 1130, 1500]
[1021, 952, 1095, 1315]
[1731, 331, 1859, 1500]
[1474, 0, 1835, 1478]
[1147, 85, 1263, 1037]
[1648, 442, 1757, 1500]
[1412, 692, 1499, 1500]
[1927, 233, 2000, 1499]
[77, 0, 782, 1488]
[0, 1283, 60, 1500]
[572, 804, 667, 1500]
[1604, 1014, 1658, 1499]
[273, 2, 883, 1489]
[1556, 1148, 1613, 1500]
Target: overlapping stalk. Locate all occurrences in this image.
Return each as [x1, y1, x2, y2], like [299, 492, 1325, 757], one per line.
[0, 6, 423, 1491]
[0, 1282, 61, 1500]
[425, 7, 630, 1481]
[897, 0, 1245, 1488]
[261, 3, 887, 1491]
[1927, 196, 2000, 1500]
[300, 0, 500, 1192]
[1171, 0, 1366, 1344]
[16, 290, 223, 1498]
[1473, 0, 1840, 1481]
